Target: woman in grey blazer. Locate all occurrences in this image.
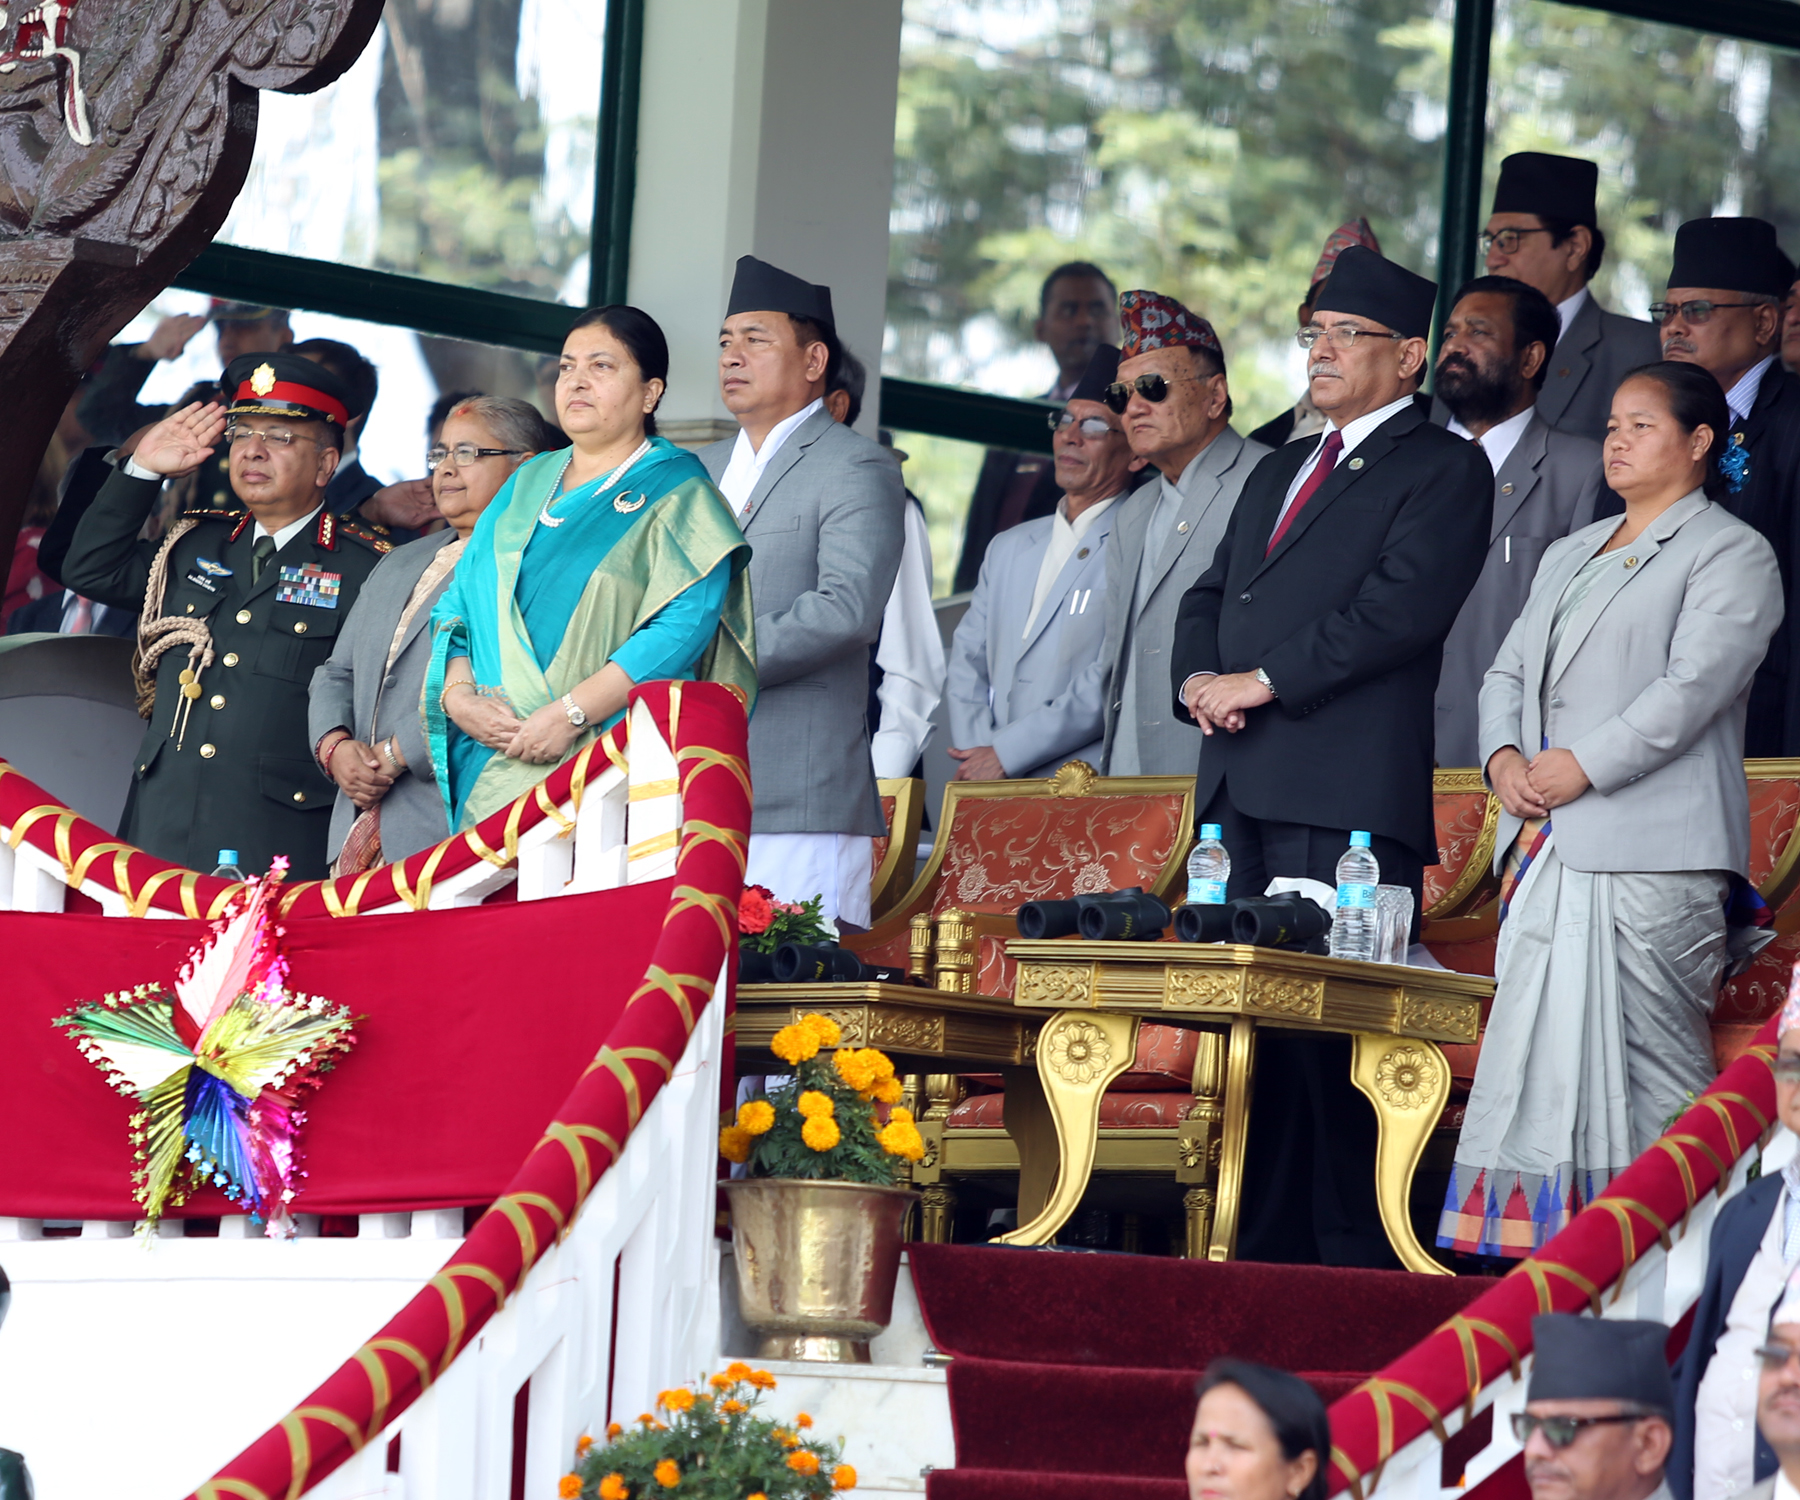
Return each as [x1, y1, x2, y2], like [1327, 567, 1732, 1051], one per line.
[308, 397, 550, 871]
[1441, 362, 1784, 1263]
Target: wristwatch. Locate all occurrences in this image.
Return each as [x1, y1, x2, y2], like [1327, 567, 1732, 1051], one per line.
[561, 693, 589, 728]
[1254, 667, 1278, 699]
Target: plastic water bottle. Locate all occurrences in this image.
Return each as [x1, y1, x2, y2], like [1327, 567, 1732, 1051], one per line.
[1328, 832, 1380, 963]
[1187, 824, 1230, 908]
[211, 849, 246, 880]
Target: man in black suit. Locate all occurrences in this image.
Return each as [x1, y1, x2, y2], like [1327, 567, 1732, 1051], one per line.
[952, 262, 1118, 592]
[1668, 1004, 1800, 1500]
[1658, 216, 1800, 756]
[1170, 245, 1491, 1266]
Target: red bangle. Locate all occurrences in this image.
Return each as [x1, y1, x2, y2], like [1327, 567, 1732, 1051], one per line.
[316, 731, 351, 773]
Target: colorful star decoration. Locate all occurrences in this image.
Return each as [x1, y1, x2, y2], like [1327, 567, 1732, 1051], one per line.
[55, 858, 357, 1238]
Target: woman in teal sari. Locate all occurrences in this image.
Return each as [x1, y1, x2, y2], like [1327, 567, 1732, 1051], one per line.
[426, 305, 756, 829]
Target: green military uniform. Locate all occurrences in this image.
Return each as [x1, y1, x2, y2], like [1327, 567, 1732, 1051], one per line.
[60, 465, 391, 879]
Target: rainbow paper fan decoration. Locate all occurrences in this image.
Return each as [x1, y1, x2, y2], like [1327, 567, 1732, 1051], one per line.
[55, 858, 357, 1237]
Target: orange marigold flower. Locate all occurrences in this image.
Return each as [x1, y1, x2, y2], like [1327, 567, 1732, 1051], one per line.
[658, 1388, 695, 1413]
[787, 1451, 822, 1476]
[878, 1120, 925, 1162]
[606, 1423, 623, 1440]
[795, 1412, 814, 1429]
[888, 1106, 914, 1126]
[559, 1475, 584, 1498]
[800, 1013, 843, 1047]
[719, 1124, 752, 1164]
[801, 1115, 841, 1152]
[726, 1361, 754, 1382]
[873, 1076, 904, 1105]
[773, 1428, 796, 1446]
[833, 1464, 858, 1490]
[654, 1459, 681, 1488]
[737, 1099, 776, 1135]
[720, 1398, 747, 1414]
[637, 1414, 656, 1426]
[748, 1368, 777, 1389]
[796, 1090, 835, 1120]
[709, 1372, 733, 1390]
[748, 1494, 769, 1500]
[770, 1023, 822, 1065]
[576, 1434, 595, 1456]
[600, 1476, 629, 1500]
[832, 1047, 878, 1093]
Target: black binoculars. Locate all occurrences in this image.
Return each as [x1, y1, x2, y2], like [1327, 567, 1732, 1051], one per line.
[1016, 887, 1172, 943]
[1174, 891, 1332, 951]
[770, 942, 910, 985]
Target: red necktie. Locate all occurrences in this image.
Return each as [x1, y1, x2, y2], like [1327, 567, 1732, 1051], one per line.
[66, 596, 92, 634]
[1266, 429, 1343, 555]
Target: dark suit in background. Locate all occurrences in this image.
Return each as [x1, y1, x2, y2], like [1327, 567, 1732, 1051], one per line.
[1725, 366, 1800, 756]
[1434, 413, 1603, 766]
[1535, 292, 1662, 443]
[1171, 399, 1492, 1265]
[953, 447, 1061, 594]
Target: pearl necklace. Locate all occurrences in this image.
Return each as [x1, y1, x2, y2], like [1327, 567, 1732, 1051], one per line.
[537, 438, 653, 528]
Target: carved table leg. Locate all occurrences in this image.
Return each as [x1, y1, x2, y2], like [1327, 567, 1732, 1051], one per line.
[1349, 1032, 1452, 1276]
[998, 1064, 1058, 1225]
[920, 1183, 957, 1243]
[994, 1010, 1138, 1247]
[1206, 1017, 1257, 1261]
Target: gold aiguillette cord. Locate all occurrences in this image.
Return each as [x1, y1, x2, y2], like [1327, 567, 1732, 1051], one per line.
[171, 645, 205, 750]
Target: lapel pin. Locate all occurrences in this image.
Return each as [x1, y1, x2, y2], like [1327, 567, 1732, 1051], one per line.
[1177, 521, 1189, 533]
[1077, 547, 1089, 559]
[1348, 456, 1364, 471]
[1501, 482, 1514, 494]
[1624, 556, 1638, 568]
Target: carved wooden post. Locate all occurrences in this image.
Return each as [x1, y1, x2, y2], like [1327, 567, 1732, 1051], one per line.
[0, 0, 385, 563]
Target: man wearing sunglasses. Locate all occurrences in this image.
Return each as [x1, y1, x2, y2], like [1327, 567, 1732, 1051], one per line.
[1519, 1314, 1676, 1500]
[1669, 998, 1800, 1500]
[1481, 152, 1660, 445]
[948, 345, 1134, 781]
[1169, 245, 1491, 1266]
[1098, 291, 1267, 778]
[1658, 216, 1800, 756]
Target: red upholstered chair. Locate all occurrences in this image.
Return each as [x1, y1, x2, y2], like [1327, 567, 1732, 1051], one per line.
[1712, 762, 1800, 1068]
[869, 777, 925, 922]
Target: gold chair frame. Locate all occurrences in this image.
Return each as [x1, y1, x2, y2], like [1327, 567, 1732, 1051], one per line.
[870, 777, 926, 921]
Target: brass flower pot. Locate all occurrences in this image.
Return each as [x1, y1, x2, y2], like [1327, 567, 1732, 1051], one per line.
[724, 1177, 919, 1363]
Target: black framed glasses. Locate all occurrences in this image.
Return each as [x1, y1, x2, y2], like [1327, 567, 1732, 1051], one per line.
[225, 424, 319, 448]
[1048, 411, 1117, 438]
[1509, 1413, 1650, 1449]
[1479, 227, 1555, 257]
[427, 444, 527, 472]
[1101, 372, 1203, 413]
[1295, 325, 1407, 352]
[1757, 1342, 1800, 1372]
[1650, 299, 1763, 325]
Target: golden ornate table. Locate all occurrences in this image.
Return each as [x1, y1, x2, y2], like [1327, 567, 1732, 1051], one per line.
[1003, 940, 1491, 1274]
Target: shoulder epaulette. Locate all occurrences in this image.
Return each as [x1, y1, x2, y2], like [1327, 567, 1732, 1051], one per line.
[340, 518, 394, 554]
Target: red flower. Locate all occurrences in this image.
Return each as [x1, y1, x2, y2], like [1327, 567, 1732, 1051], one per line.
[739, 888, 774, 935]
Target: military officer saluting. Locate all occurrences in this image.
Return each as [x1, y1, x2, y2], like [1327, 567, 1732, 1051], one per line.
[61, 352, 391, 880]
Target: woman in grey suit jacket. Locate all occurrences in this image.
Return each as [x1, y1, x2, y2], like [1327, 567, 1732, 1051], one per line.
[1441, 363, 1784, 1263]
[308, 398, 549, 871]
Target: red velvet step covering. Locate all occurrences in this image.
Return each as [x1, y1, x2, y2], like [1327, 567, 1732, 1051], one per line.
[948, 1092, 1198, 1130]
[909, 1245, 1496, 1500]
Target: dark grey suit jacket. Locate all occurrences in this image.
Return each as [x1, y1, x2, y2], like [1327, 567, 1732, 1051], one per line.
[700, 409, 904, 836]
[1433, 413, 1603, 767]
[307, 529, 458, 864]
[1536, 291, 1663, 443]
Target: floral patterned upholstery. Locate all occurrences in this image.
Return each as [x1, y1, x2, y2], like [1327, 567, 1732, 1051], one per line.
[1422, 789, 1493, 916]
[1748, 775, 1800, 887]
[871, 793, 896, 883]
[948, 1090, 1198, 1130]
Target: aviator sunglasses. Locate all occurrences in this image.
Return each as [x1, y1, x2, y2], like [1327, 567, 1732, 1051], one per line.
[1102, 372, 1205, 413]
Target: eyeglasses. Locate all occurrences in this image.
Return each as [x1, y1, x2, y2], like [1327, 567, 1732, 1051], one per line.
[1048, 411, 1118, 438]
[1774, 1056, 1800, 1083]
[1101, 372, 1204, 413]
[1479, 227, 1555, 257]
[1650, 299, 1763, 325]
[1756, 1342, 1800, 1372]
[427, 444, 527, 472]
[225, 424, 319, 449]
[1509, 1413, 1652, 1449]
[1296, 325, 1408, 352]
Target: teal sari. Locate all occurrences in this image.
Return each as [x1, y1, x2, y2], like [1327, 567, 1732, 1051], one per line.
[424, 438, 756, 830]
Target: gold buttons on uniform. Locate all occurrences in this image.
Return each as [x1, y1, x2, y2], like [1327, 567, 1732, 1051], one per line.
[185, 603, 194, 614]
[199, 743, 216, 758]
[235, 609, 252, 624]
[293, 621, 307, 634]
[209, 694, 225, 709]
[292, 791, 307, 803]
[223, 653, 238, 666]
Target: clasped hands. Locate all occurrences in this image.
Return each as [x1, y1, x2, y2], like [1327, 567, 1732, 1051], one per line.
[1181, 671, 1274, 735]
[1486, 745, 1590, 818]
[446, 689, 580, 765]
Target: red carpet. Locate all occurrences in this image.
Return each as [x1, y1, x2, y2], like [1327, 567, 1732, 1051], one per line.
[909, 1244, 1497, 1500]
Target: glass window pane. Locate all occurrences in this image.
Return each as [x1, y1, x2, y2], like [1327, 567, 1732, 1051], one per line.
[1486, 2, 1800, 322]
[887, 429, 990, 598]
[114, 292, 557, 485]
[219, 0, 602, 302]
[889, 0, 1452, 433]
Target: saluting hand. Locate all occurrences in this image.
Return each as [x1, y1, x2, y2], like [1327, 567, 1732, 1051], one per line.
[132, 401, 227, 477]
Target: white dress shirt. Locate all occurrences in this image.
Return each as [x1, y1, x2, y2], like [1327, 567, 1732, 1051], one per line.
[1726, 356, 1778, 426]
[871, 500, 947, 779]
[717, 398, 825, 519]
[1555, 286, 1591, 344]
[1777, 1463, 1800, 1500]
[253, 506, 324, 550]
[1446, 404, 1535, 476]
[1025, 494, 1121, 637]
[1269, 392, 1416, 537]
